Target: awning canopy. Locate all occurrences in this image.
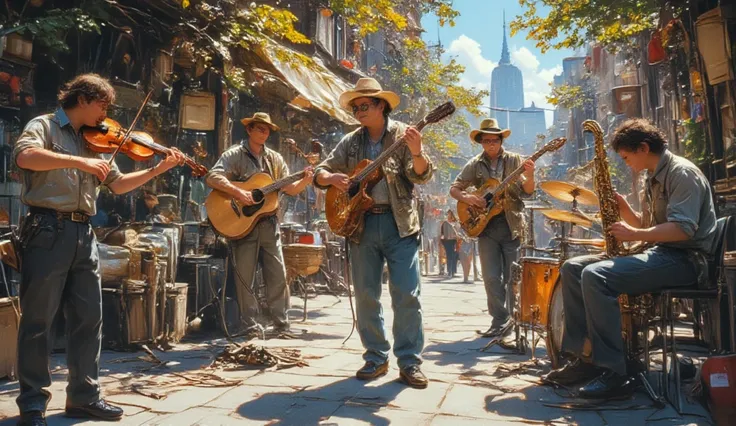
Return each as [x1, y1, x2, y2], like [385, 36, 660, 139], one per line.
[255, 39, 359, 125]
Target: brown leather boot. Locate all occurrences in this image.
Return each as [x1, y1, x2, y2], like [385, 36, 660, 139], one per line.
[356, 361, 389, 380]
[399, 365, 428, 389]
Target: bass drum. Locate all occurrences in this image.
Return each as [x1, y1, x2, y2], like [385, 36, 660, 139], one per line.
[546, 277, 565, 369]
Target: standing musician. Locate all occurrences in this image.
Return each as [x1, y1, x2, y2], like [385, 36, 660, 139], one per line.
[314, 78, 434, 388]
[14, 74, 186, 426]
[440, 209, 459, 277]
[205, 112, 313, 336]
[543, 119, 717, 399]
[449, 118, 534, 338]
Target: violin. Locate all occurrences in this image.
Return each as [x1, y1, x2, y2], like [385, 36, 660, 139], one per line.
[81, 118, 208, 177]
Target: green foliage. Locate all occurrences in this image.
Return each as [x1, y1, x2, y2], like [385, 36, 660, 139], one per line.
[681, 119, 710, 165]
[1, 8, 100, 52]
[380, 38, 488, 168]
[511, 0, 660, 53]
[329, 0, 458, 36]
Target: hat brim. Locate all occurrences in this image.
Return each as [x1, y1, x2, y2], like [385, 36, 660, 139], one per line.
[470, 128, 511, 142]
[339, 90, 401, 110]
[240, 117, 280, 132]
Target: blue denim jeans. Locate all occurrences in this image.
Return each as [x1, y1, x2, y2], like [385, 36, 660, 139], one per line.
[350, 212, 424, 369]
[560, 246, 697, 375]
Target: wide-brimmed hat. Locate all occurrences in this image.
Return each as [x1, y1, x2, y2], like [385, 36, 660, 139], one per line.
[240, 112, 280, 131]
[339, 78, 400, 110]
[470, 118, 511, 142]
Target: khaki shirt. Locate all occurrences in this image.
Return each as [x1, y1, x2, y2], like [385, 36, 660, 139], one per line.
[206, 142, 289, 183]
[451, 149, 529, 240]
[13, 109, 122, 216]
[643, 149, 717, 253]
[314, 118, 435, 240]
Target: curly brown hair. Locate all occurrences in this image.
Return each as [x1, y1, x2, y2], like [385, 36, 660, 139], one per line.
[58, 74, 116, 109]
[611, 118, 667, 154]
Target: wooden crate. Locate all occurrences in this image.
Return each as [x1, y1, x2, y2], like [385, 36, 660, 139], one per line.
[165, 283, 188, 343]
[0, 297, 19, 379]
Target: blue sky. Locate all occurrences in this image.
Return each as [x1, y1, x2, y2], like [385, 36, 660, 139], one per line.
[421, 0, 578, 126]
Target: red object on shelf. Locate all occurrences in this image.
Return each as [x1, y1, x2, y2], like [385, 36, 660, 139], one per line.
[339, 59, 354, 70]
[296, 232, 315, 245]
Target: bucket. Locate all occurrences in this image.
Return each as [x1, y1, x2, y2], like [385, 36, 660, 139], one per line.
[702, 354, 736, 406]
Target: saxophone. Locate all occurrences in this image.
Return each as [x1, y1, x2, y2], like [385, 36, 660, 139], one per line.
[585, 119, 635, 357]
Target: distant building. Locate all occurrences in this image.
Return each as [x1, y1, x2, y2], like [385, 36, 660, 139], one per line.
[489, 12, 546, 155]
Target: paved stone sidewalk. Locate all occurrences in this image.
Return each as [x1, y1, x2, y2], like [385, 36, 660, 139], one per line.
[0, 275, 713, 425]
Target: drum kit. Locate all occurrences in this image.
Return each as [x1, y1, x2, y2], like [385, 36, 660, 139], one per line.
[494, 180, 607, 366]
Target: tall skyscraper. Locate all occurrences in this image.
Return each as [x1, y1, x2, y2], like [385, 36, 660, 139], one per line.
[490, 11, 524, 130]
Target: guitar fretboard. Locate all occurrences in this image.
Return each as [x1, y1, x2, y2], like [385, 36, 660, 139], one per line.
[485, 149, 547, 197]
[353, 118, 429, 183]
[261, 171, 306, 195]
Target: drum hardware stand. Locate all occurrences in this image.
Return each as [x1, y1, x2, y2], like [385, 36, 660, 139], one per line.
[342, 239, 357, 345]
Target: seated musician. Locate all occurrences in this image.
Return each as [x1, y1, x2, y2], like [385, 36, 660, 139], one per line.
[205, 112, 313, 336]
[543, 118, 717, 399]
[314, 78, 434, 388]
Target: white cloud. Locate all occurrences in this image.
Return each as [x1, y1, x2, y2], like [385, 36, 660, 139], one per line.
[448, 35, 497, 77]
[511, 47, 540, 71]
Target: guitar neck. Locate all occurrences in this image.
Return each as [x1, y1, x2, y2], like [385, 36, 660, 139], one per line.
[353, 119, 429, 183]
[261, 171, 306, 195]
[492, 149, 547, 195]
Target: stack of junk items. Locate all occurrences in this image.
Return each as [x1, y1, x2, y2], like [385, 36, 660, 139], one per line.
[97, 223, 188, 350]
[0, 296, 19, 379]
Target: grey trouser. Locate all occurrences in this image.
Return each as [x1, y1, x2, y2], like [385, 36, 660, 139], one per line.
[478, 215, 520, 327]
[232, 217, 289, 328]
[560, 247, 697, 375]
[16, 212, 102, 413]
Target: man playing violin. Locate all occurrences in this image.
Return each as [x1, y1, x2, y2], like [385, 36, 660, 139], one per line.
[13, 73, 186, 426]
[205, 112, 313, 337]
[314, 78, 434, 389]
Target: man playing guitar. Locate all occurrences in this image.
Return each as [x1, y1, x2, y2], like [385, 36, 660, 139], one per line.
[449, 118, 534, 338]
[314, 78, 434, 389]
[205, 112, 313, 336]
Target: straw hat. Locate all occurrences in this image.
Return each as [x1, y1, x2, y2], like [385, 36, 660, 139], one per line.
[339, 78, 400, 110]
[469, 118, 511, 142]
[240, 112, 280, 131]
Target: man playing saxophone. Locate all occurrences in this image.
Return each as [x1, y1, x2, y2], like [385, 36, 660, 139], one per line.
[543, 119, 717, 399]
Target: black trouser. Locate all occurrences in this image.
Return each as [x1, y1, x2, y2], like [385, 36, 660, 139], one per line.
[16, 212, 102, 413]
[442, 239, 458, 276]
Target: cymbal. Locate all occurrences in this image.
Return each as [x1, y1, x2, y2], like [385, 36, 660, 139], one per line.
[539, 181, 599, 206]
[541, 209, 593, 226]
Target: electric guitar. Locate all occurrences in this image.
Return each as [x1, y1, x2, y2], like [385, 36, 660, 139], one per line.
[205, 171, 307, 239]
[325, 102, 456, 238]
[457, 137, 567, 237]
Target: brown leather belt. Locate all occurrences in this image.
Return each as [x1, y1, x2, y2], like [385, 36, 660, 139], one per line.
[368, 205, 392, 215]
[30, 207, 90, 223]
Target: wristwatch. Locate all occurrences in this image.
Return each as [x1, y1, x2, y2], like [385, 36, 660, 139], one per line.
[412, 150, 425, 158]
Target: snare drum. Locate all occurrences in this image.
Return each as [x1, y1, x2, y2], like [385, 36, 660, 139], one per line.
[518, 257, 561, 327]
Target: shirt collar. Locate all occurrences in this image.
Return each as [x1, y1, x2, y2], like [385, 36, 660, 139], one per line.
[649, 149, 672, 183]
[53, 108, 71, 128]
[481, 148, 505, 165]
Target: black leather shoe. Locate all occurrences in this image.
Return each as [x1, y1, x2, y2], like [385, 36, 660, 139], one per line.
[356, 361, 389, 380]
[542, 358, 603, 386]
[65, 399, 123, 421]
[576, 369, 638, 400]
[400, 365, 429, 389]
[17, 411, 46, 426]
[481, 318, 513, 338]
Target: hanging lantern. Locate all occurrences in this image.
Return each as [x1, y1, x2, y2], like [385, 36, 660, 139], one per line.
[320, 8, 333, 17]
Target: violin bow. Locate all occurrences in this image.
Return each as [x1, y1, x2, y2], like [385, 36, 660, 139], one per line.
[107, 89, 154, 166]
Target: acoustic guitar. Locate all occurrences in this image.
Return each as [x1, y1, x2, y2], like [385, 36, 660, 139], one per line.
[325, 102, 456, 238]
[205, 171, 307, 239]
[457, 137, 567, 237]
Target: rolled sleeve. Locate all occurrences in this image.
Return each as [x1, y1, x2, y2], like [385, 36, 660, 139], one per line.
[451, 162, 477, 191]
[314, 136, 350, 190]
[666, 170, 703, 238]
[13, 118, 48, 169]
[404, 151, 434, 185]
[102, 157, 122, 186]
[205, 149, 238, 185]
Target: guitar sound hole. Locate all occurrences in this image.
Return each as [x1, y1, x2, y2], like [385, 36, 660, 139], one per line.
[241, 190, 265, 217]
[348, 183, 359, 199]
